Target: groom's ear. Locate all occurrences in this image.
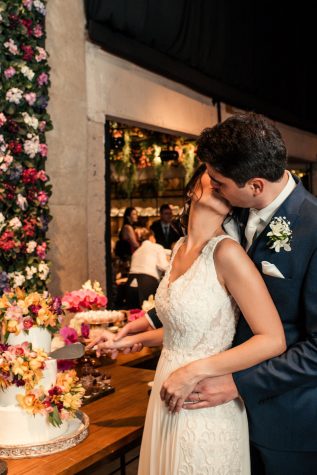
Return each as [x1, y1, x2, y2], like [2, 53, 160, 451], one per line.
[247, 178, 264, 196]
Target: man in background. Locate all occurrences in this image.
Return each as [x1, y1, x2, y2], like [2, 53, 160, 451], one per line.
[150, 204, 180, 249]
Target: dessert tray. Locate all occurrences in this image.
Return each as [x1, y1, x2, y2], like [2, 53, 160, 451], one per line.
[0, 411, 89, 459]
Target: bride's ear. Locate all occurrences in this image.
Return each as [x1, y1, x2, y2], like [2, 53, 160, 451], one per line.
[247, 178, 264, 196]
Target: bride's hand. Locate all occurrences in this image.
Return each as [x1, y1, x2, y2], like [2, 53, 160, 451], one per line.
[160, 365, 199, 413]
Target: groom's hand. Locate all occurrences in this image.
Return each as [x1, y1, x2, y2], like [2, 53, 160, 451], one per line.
[184, 374, 239, 409]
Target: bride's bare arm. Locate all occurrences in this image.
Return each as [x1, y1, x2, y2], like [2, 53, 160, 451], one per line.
[161, 239, 286, 411]
[98, 328, 163, 353]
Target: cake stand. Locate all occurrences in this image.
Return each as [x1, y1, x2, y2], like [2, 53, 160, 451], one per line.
[0, 411, 89, 459]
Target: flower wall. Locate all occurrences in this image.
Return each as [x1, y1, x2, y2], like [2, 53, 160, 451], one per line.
[0, 0, 51, 292]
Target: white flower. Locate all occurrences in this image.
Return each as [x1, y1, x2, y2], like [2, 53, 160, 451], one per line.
[9, 272, 26, 288]
[21, 65, 35, 81]
[9, 217, 22, 230]
[38, 262, 49, 280]
[16, 194, 28, 210]
[34, 0, 46, 15]
[22, 112, 39, 130]
[25, 266, 37, 280]
[6, 88, 23, 104]
[24, 135, 39, 158]
[267, 216, 292, 252]
[26, 241, 37, 253]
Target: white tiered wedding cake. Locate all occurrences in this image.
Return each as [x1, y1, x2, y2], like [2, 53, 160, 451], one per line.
[0, 290, 85, 447]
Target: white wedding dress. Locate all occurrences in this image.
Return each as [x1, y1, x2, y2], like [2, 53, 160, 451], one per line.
[138, 236, 250, 475]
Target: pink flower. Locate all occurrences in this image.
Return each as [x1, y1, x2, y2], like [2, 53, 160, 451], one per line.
[37, 72, 48, 86]
[33, 24, 43, 38]
[36, 170, 48, 181]
[39, 143, 48, 157]
[4, 67, 16, 79]
[23, 0, 33, 10]
[38, 120, 46, 132]
[35, 47, 47, 62]
[0, 113, 7, 127]
[128, 309, 145, 322]
[60, 326, 79, 345]
[37, 191, 48, 205]
[36, 242, 47, 259]
[24, 92, 37, 106]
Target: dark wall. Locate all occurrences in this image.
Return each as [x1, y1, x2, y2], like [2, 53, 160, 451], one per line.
[85, 0, 315, 134]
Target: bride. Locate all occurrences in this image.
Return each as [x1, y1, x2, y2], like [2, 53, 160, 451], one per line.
[89, 164, 286, 474]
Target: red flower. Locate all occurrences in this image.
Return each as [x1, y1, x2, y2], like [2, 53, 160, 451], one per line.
[21, 44, 33, 61]
[0, 231, 16, 251]
[22, 168, 38, 184]
[8, 141, 23, 154]
[23, 318, 34, 330]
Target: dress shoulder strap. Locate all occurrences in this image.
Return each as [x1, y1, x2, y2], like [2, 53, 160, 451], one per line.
[201, 234, 238, 259]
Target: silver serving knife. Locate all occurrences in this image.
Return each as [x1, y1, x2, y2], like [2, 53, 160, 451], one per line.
[49, 342, 85, 360]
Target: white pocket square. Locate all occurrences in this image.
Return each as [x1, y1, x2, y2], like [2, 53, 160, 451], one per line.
[261, 261, 285, 279]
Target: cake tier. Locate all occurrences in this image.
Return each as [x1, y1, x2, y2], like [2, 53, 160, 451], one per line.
[73, 310, 125, 325]
[0, 405, 68, 445]
[6, 326, 52, 353]
[0, 358, 57, 407]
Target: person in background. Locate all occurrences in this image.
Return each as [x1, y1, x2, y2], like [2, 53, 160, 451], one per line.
[150, 204, 180, 249]
[126, 228, 169, 308]
[114, 206, 140, 260]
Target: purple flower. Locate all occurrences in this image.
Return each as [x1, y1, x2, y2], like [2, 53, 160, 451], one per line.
[37, 72, 48, 86]
[81, 323, 90, 339]
[51, 296, 63, 315]
[0, 343, 9, 352]
[57, 359, 76, 371]
[0, 272, 10, 293]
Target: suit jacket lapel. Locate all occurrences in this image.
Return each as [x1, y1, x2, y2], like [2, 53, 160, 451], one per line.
[247, 179, 306, 259]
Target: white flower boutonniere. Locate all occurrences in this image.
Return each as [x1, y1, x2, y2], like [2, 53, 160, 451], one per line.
[267, 216, 292, 252]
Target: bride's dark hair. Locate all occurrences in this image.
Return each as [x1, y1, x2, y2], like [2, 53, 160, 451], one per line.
[177, 163, 240, 235]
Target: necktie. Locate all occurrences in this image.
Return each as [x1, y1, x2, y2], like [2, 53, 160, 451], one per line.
[163, 225, 169, 238]
[245, 209, 261, 250]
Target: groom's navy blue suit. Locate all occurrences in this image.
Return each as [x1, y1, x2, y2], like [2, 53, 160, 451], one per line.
[148, 178, 317, 472]
[232, 179, 317, 471]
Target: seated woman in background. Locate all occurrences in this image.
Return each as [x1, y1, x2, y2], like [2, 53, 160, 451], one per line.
[114, 206, 140, 261]
[126, 228, 169, 308]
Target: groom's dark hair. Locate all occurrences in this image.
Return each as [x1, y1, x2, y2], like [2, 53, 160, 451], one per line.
[197, 112, 287, 186]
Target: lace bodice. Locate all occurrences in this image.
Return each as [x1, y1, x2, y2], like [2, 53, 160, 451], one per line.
[155, 235, 239, 365]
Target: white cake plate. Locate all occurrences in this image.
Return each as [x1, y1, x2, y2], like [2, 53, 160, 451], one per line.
[0, 411, 89, 459]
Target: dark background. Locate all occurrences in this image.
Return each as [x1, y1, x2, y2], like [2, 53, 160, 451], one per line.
[84, 0, 316, 134]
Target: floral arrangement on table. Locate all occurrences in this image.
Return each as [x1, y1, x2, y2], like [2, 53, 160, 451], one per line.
[62, 280, 108, 313]
[0, 342, 47, 391]
[0, 287, 62, 339]
[0, 0, 52, 293]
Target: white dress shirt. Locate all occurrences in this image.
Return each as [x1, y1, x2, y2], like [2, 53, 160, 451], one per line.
[129, 240, 169, 281]
[247, 171, 296, 237]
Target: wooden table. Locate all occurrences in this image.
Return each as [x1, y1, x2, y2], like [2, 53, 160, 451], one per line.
[6, 364, 155, 475]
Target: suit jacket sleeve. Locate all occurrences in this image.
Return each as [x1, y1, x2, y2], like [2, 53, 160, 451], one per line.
[233, 247, 317, 405]
[146, 308, 163, 329]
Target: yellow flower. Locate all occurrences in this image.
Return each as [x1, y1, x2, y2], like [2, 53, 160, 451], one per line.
[24, 292, 42, 307]
[12, 357, 29, 377]
[29, 358, 44, 371]
[6, 319, 19, 333]
[61, 392, 82, 411]
[16, 393, 44, 414]
[0, 294, 11, 309]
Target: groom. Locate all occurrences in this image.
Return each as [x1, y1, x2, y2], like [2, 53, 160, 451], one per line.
[147, 112, 317, 474]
